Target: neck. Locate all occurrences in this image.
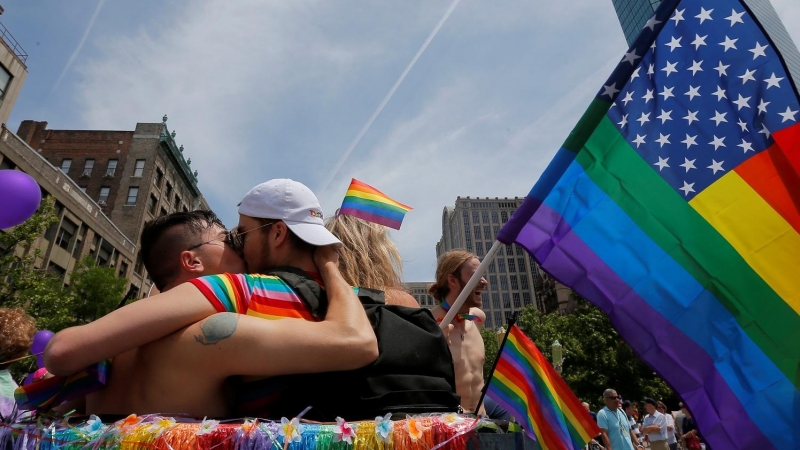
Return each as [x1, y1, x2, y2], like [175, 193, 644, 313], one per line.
[443, 294, 471, 314]
[607, 405, 618, 411]
[273, 251, 317, 274]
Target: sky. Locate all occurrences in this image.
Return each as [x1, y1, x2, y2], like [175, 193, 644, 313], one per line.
[4, 0, 800, 282]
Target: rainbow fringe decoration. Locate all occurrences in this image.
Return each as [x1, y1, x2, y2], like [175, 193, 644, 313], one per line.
[340, 179, 412, 230]
[0, 413, 499, 450]
[486, 325, 599, 449]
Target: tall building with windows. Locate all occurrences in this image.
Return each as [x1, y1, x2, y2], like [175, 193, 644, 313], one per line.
[405, 281, 436, 309]
[12, 117, 210, 297]
[611, 0, 662, 46]
[0, 19, 27, 126]
[436, 197, 575, 329]
[610, 0, 800, 87]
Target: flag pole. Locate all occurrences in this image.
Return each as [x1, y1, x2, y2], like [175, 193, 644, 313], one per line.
[439, 240, 501, 329]
[474, 310, 519, 415]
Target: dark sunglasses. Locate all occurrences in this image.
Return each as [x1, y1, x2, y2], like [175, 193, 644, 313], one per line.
[225, 221, 276, 253]
[606, 396, 620, 400]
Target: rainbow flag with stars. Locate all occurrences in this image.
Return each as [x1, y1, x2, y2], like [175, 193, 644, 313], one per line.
[486, 325, 599, 449]
[340, 179, 412, 229]
[497, 0, 800, 448]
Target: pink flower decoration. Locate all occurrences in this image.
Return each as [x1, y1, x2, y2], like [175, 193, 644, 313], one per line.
[333, 417, 356, 444]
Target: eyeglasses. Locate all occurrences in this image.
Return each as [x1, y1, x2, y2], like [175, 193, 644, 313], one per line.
[225, 221, 276, 253]
[605, 396, 620, 400]
[186, 236, 227, 252]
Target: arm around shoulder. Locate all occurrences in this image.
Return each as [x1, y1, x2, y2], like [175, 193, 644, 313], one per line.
[44, 282, 217, 376]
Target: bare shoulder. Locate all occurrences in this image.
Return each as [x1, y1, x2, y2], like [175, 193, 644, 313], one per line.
[385, 288, 420, 308]
[470, 308, 486, 328]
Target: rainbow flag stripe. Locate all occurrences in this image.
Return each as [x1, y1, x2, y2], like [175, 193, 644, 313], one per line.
[14, 361, 110, 410]
[340, 178, 412, 229]
[497, 0, 800, 448]
[487, 325, 599, 449]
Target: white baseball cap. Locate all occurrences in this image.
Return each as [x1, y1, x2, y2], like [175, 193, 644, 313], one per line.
[238, 179, 341, 247]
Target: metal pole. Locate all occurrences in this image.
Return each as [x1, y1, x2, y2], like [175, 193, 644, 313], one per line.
[438, 240, 501, 329]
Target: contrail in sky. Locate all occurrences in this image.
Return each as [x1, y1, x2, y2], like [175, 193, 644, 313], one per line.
[52, 0, 106, 92]
[319, 0, 462, 192]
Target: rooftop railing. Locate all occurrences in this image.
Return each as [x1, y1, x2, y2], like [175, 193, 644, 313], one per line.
[0, 21, 27, 64]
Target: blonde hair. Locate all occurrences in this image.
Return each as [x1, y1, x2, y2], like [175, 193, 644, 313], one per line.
[0, 308, 37, 369]
[428, 250, 477, 300]
[325, 213, 403, 290]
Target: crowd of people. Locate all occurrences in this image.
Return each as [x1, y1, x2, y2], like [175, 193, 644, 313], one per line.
[2, 177, 708, 450]
[1, 178, 503, 423]
[583, 389, 703, 450]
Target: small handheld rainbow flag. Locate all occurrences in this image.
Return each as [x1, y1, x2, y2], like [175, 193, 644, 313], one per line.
[339, 179, 412, 230]
[485, 324, 599, 449]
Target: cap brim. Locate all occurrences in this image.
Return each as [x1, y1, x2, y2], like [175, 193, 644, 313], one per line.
[285, 221, 342, 247]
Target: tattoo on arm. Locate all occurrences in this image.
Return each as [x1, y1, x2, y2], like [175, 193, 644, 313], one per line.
[194, 313, 238, 345]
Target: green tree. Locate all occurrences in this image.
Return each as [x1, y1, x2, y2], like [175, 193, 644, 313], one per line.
[482, 296, 675, 412]
[480, 327, 501, 381]
[68, 255, 127, 324]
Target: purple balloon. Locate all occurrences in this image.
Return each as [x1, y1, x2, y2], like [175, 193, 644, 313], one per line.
[36, 354, 45, 369]
[23, 372, 35, 386]
[30, 330, 54, 356]
[0, 170, 42, 229]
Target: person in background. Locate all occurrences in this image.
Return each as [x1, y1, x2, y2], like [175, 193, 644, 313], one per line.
[656, 401, 677, 450]
[428, 251, 488, 416]
[597, 389, 643, 450]
[325, 212, 418, 307]
[0, 308, 37, 416]
[679, 402, 701, 450]
[641, 397, 668, 450]
[623, 400, 643, 447]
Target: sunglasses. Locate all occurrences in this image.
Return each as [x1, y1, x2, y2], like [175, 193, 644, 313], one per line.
[225, 221, 277, 253]
[606, 396, 620, 400]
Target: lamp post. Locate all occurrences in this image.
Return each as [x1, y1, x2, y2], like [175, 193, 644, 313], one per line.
[496, 326, 507, 345]
[552, 340, 564, 374]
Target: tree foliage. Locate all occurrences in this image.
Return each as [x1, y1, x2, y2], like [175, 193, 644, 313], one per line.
[483, 297, 675, 412]
[1, 199, 127, 380]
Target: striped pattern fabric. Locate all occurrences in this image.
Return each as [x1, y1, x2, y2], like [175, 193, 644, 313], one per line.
[339, 179, 412, 229]
[497, 0, 800, 448]
[486, 325, 599, 449]
[14, 361, 110, 410]
[189, 273, 316, 321]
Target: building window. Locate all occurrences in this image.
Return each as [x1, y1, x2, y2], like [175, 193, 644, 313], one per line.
[497, 246, 504, 256]
[119, 261, 129, 278]
[97, 242, 113, 267]
[55, 219, 77, 250]
[489, 275, 498, 288]
[508, 258, 516, 273]
[0, 65, 11, 101]
[482, 211, 489, 223]
[134, 254, 144, 275]
[498, 259, 506, 273]
[154, 168, 164, 189]
[500, 276, 509, 290]
[476, 241, 484, 257]
[133, 159, 145, 177]
[484, 226, 492, 240]
[173, 195, 180, 211]
[521, 274, 529, 290]
[503, 293, 511, 309]
[79, 186, 86, 193]
[472, 211, 480, 223]
[523, 292, 532, 306]
[106, 159, 118, 177]
[126, 187, 139, 205]
[98, 187, 110, 204]
[513, 293, 521, 309]
[165, 182, 172, 198]
[160, 207, 167, 217]
[492, 293, 500, 309]
[462, 210, 469, 225]
[82, 159, 94, 177]
[147, 194, 157, 215]
[492, 211, 499, 223]
[474, 225, 481, 238]
[501, 211, 509, 222]
[60, 159, 72, 173]
[510, 275, 519, 290]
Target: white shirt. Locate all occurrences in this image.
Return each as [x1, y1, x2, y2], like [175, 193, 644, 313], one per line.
[664, 413, 677, 444]
[642, 410, 667, 442]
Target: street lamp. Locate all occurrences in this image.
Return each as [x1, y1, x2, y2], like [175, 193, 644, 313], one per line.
[552, 340, 564, 374]
[496, 326, 507, 345]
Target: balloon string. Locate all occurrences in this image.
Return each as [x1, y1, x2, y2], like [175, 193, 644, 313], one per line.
[0, 353, 38, 366]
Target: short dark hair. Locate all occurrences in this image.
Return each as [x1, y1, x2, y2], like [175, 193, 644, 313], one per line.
[141, 210, 224, 290]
